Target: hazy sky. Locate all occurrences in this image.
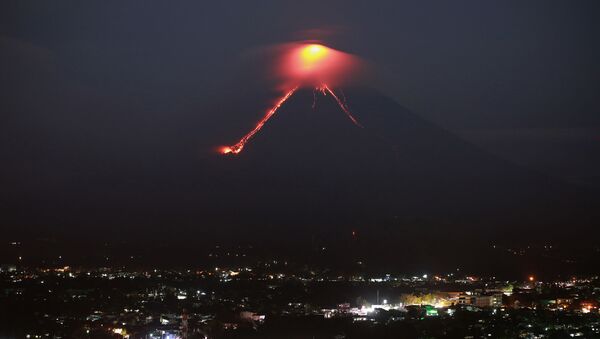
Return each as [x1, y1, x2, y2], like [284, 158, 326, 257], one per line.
[3, 1, 598, 189]
[2, 0, 600, 223]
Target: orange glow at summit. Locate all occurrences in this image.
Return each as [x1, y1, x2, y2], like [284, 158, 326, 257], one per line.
[302, 44, 327, 59]
[280, 42, 361, 88]
[220, 42, 363, 155]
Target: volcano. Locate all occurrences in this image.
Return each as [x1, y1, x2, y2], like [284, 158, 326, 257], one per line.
[5, 84, 597, 270]
[205, 87, 598, 245]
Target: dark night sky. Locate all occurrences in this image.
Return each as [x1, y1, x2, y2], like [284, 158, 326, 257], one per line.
[1, 1, 600, 245]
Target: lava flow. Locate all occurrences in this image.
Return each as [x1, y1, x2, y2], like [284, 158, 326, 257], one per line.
[220, 43, 363, 155]
[319, 84, 362, 128]
[220, 86, 298, 155]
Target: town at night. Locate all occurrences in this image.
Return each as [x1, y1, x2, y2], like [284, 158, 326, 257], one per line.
[2, 1, 599, 338]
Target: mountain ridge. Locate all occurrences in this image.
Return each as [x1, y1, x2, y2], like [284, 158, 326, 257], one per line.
[201, 87, 597, 244]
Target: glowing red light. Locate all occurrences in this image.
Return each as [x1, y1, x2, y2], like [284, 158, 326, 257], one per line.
[221, 86, 298, 155]
[321, 84, 362, 128]
[219, 146, 233, 154]
[220, 43, 363, 155]
[279, 42, 360, 88]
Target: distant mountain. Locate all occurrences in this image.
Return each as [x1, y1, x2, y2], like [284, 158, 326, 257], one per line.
[203, 87, 597, 243]
[4, 86, 596, 252]
[3, 85, 598, 271]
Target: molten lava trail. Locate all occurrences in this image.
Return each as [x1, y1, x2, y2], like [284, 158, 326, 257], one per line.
[222, 86, 298, 154]
[222, 84, 363, 155]
[323, 85, 363, 128]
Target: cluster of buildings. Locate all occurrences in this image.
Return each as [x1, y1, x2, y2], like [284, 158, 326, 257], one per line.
[1, 262, 599, 338]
